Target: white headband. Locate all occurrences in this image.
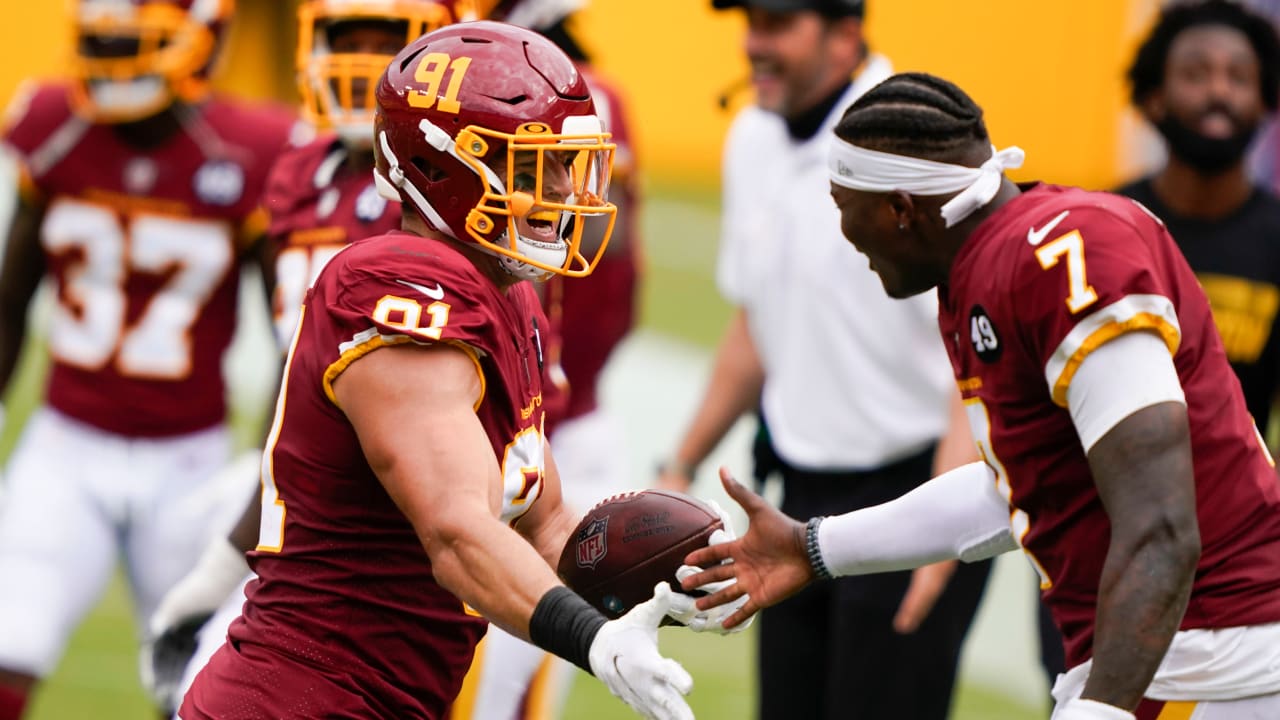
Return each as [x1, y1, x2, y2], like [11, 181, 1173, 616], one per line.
[828, 137, 1025, 227]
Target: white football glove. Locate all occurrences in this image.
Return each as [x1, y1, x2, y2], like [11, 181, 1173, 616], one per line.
[140, 536, 250, 713]
[589, 582, 695, 720]
[1052, 698, 1136, 720]
[666, 499, 753, 634]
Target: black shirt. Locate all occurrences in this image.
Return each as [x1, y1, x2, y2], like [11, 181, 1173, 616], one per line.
[1117, 178, 1280, 434]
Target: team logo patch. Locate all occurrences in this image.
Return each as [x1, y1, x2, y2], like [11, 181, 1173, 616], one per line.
[968, 305, 1002, 363]
[356, 183, 388, 222]
[193, 160, 244, 206]
[575, 516, 609, 569]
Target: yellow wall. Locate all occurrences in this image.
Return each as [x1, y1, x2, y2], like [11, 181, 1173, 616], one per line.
[1, 1, 1163, 190]
[577, 0, 1164, 190]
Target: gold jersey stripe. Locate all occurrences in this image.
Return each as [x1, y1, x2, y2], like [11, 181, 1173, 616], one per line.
[1051, 314, 1180, 407]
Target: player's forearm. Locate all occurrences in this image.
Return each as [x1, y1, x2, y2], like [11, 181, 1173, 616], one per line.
[669, 308, 763, 478]
[1084, 529, 1198, 708]
[1083, 402, 1200, 709]
[423, 515, 564, 641]
[817, 461, 1016, 575]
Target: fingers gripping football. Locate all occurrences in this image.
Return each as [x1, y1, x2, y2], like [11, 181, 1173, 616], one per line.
[589, 583, 694, 720]
[664, 500, 755, 634]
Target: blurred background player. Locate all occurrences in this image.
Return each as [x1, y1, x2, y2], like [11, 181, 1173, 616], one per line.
[1034, 0, 1280, 701]
[450, 2, 646, 719]
[0, 0, 299, 718]
[656, 1, 990, 718]
[140, 1, 451, 713]
[179, 21, 699, 720]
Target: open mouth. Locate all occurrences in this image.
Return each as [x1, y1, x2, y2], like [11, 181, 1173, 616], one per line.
[523, 209, 562, 242]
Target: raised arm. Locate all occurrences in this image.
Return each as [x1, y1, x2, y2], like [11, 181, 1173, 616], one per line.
[683, 459, 1015, 629]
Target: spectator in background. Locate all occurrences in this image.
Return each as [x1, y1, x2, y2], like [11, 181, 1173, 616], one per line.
[0, 2, 300, 718]
[1034, 0, 1280, 701]
[655, 1, 990, 718]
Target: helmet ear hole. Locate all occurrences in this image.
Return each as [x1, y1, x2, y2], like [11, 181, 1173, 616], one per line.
[411, 157, 448, 183]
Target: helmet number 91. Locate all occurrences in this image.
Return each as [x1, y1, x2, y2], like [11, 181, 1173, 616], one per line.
[408, 52, 472, 114]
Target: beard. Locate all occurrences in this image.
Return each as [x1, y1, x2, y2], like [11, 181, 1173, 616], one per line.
[1155, 111, 1258, 174]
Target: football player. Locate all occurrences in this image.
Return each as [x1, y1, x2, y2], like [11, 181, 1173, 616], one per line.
[179, 22, 702, 720]
[0, 1, 300, 718]
[686, 72, 1280, 720]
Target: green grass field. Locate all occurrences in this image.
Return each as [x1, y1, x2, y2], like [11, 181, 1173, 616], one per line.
[2, 184, 1042, 719]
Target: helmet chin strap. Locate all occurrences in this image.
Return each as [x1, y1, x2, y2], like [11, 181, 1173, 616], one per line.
[495, 231, 568, 281]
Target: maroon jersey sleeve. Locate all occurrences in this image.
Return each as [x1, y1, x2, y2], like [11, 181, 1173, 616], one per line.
[317, 237, 507, 404]
[1, 82, 78, 203]
[1008, 202, 1182, 406]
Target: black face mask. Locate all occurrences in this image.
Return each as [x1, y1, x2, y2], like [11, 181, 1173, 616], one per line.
[1155, 110, 1258, 174]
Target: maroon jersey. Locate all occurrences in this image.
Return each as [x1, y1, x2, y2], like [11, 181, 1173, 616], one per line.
[265, 134, 399, 348]
[541, 68, 639, 425]
[1, 82, 298, 436]
[939, 183, 1280, 668]
[184, 231, 552, 719]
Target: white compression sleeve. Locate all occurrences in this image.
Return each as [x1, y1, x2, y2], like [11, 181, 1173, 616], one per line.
[1066, 330, 1186, 452]
[816, 461, 1017, 577]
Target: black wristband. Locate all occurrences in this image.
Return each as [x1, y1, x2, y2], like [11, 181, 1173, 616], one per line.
[806, 516, 833, 580]
[528, 587, 608, 674]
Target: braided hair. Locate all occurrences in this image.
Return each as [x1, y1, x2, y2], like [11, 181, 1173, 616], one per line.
[833, 72, 990, 162]
[1128, 0, 1280, 110]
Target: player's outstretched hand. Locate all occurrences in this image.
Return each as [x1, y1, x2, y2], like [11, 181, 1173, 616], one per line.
[1052, 698, 1136, 720]
[140, 537, 248, 713]
[589, 582, 695, 720]
[679, 468, 815, 629]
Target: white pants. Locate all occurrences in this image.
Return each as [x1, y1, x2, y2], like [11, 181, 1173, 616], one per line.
[1051, 623, 1280, 720]
[0, 407, 246, 676]
[463, 408, 632, 720]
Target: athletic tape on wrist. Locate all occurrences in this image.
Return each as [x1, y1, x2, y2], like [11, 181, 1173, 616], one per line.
[529, 586, 608, 674]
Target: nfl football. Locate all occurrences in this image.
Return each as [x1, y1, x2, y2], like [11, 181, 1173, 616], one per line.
[557, 490, 723, 619]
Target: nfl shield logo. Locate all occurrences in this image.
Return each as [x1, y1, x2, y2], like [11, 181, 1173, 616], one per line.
[575, 517, 609, 569]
